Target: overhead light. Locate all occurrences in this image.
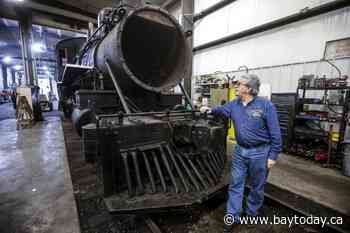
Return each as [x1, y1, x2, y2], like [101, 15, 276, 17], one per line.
[32, 43, 46, 53]
[12, 0, 24, 2]
[45, 71, 50, 75]
[43, 66, 48, 70]
[0, 41, 7, 47]
[13, 65, 22, 70]
[3, 56, 12, 64]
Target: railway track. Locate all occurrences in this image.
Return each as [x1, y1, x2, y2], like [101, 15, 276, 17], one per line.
[149, 190, 345, 233]
[64, 119, 164, 233]
[62, 119, 348, 233]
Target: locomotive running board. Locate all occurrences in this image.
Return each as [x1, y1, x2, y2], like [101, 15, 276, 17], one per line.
[60, 64, 93, 86]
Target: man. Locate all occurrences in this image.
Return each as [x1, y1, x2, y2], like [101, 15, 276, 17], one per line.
[209, 74, 282, 232]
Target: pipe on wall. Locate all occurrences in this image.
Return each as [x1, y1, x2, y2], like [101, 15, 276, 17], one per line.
[193, 0, 237, 22]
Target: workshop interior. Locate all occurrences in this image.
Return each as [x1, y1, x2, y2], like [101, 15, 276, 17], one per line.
[0, 0, 349, 233]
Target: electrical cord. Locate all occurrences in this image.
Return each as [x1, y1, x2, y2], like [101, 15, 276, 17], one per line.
[323, 59, 342, 79]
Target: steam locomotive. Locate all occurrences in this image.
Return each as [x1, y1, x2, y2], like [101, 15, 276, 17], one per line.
[56, 0, 229, 213]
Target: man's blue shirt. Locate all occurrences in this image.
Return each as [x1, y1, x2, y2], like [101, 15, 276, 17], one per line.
[212, 96, 282, 160]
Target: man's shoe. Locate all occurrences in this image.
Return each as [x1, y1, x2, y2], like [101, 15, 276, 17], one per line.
[223, 226, 232, 233]
[241, 213, 255, 228]
[223, 223, 238, 233]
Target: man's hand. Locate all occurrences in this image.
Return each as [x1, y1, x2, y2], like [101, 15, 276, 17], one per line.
[200, 106, 211, 114]
[267, 159, 276, 169]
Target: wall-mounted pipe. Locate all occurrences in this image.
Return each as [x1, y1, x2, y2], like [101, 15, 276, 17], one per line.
[194, 0, 237, 22]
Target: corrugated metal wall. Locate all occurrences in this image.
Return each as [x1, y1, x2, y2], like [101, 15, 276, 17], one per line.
[194, 0, 336, 46]
[224, 58, 350, 93]
[192, 0, 350, 93]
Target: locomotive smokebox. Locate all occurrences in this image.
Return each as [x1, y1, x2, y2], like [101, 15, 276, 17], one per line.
[83, 7, 191, 94]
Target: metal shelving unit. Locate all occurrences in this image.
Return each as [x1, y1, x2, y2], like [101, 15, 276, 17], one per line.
[294, 84, 350, 166]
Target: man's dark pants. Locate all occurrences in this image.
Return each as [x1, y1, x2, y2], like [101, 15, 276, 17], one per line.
[227, 144, 270, 222]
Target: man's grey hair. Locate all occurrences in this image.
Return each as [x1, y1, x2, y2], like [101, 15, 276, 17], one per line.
[239, 74, 261, 96]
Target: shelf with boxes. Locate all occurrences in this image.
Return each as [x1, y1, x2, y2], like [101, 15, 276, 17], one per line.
[193, 73, 235, 109]
[298, 74, 350, 90]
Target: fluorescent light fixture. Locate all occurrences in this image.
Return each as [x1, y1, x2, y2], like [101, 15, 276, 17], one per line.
[43, 66, 48, 70]
[32, 43, 46, 53]
[12, 0, 24, 2]
[13, 65, 22, 70]
[3, 56, 12, 64]
[45, 71, 50, 75]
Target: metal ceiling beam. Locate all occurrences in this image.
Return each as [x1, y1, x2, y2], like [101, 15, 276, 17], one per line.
[31, 14, 88, 33]
[30, 0, 97, 18]
[0, 14, 88, 34]
[0, 45, 56, 56]
[194, 0, 238, 22]
[193, 0, 350, 53]
[0, 25, 83, 41]
[0, 56, 56, 63]
[0, 2, 89, 33]
[0, 1, 17, 21]
[23, 1, 97, 24]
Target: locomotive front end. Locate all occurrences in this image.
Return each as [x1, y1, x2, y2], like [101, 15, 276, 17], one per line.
[56, 1, 229, 214]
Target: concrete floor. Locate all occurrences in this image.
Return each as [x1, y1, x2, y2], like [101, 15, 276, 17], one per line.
[0, 101, 63, 121]
[0, 103, 349, 232]
[0, 117, 80, 233]
[0, 102, 16, 121]
[268, 154, 350, 216]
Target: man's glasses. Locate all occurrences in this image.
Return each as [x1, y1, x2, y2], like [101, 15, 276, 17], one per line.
[235, 82, 248, 87]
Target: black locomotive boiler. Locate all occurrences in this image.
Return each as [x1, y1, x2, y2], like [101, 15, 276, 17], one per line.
[56, 0, 229, 213]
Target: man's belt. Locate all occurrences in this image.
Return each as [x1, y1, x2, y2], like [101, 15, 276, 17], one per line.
[238, 142, 268, 149]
